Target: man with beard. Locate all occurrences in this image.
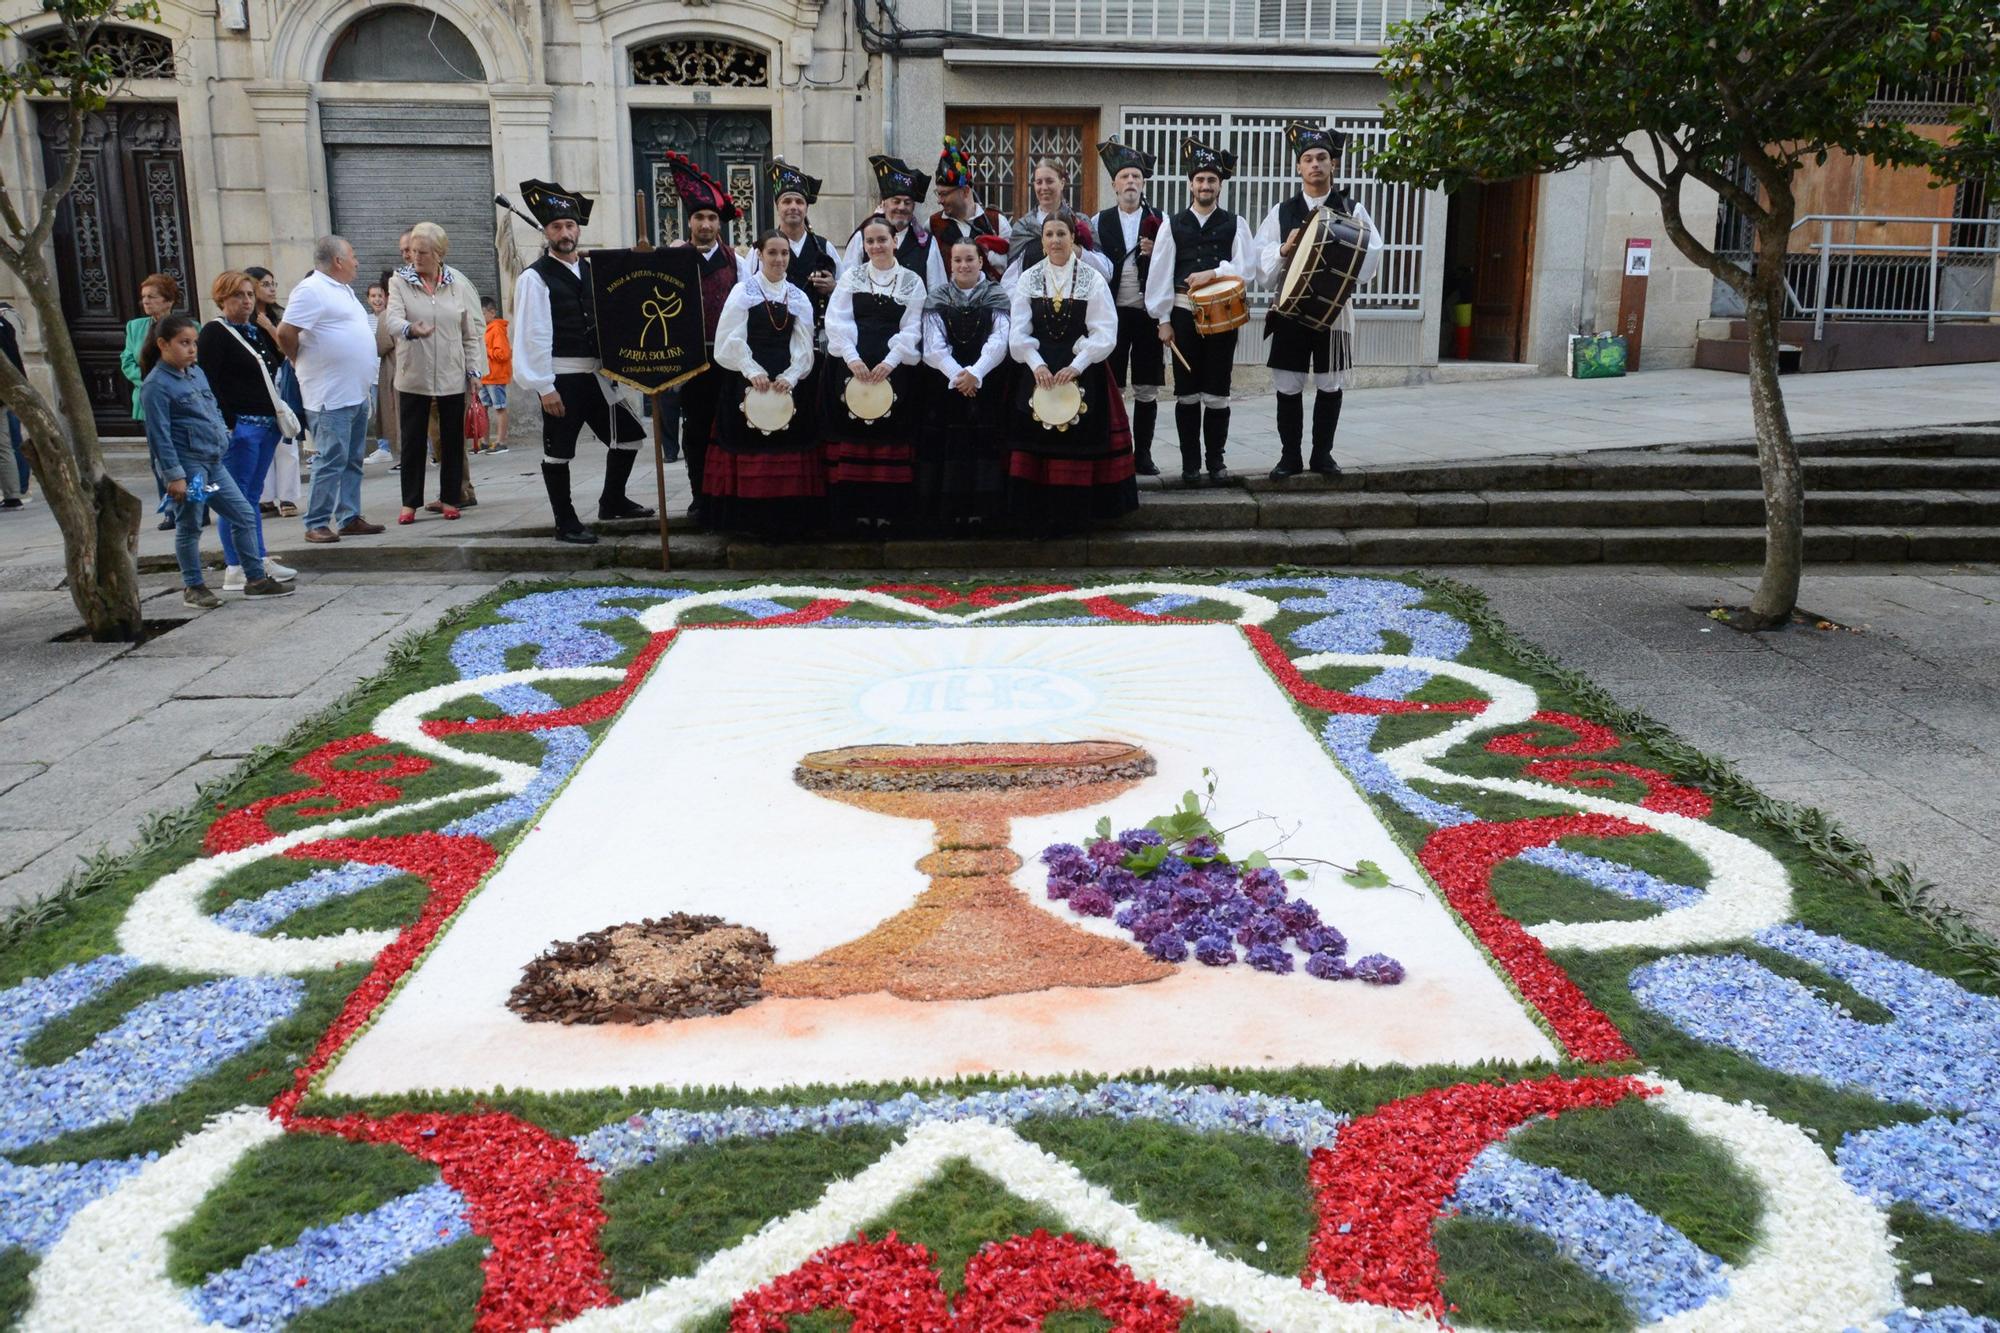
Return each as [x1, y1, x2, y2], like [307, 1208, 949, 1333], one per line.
[843, 155, 947, 288]
[1253, 120, 1382, 479]
[1146, 138, 1253, 484]
[1094, 139, 1164, 476]
[929, 136, 1010, 284]
[509, 178, 652, 545]
[769, 157, 841, 334]
[1000, 158, 1113, 293]
[665, 151, 746, 524]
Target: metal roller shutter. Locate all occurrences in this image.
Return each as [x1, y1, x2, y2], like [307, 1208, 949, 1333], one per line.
[321, 102, 500, 313]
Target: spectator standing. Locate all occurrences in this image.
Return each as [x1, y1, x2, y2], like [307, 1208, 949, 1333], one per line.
[197, 270, 299, 591]
[123, 273, 180, 527]
[364, 280, 396, 465]
[383, 221, 484, 523]
[0, 304, 29, 509]
[475, 296, 510, 453]
[278, 235, 384, 543]
[246, 266, 304, 518]
[140, 314, 293, 606]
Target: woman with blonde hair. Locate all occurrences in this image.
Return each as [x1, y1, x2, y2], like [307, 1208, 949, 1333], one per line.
[382, 220, 485, 522]
[122, 272, 181, 526]
[196, 269, 297, 590]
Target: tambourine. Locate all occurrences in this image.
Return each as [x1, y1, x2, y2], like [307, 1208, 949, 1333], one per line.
[742, 384, 796, 435]
[843, 375, 896, 422]
[1030, 381, 1085, 431]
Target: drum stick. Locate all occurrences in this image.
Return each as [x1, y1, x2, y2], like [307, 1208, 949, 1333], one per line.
[1170, 340, 1193, 373]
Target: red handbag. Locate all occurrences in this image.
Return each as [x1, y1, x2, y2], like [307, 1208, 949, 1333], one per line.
[464, 395, 489, 440]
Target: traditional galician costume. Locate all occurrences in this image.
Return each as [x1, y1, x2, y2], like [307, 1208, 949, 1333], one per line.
[929, 136, 1011, 285]
[920, 256, 1013, 529]
[1254, 120, 1383, 478]
[703, 256, 822, 537]
[1093, 138, 1165, 477]
[509, 178, 652, 545]
[843, 155, 948, 289]
[767, 158, 842, 340]
[822, 239, 929, 530]
[664, 152, 747, 521]
[1145, 137, 1254, 483]
[1006, 244, 1137, 531]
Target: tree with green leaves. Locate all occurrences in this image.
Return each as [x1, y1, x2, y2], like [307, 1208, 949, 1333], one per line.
[0, 1, 167, 641]
[1374, 0, 1998, 628]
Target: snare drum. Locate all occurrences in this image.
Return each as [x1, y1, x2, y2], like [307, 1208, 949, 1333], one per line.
[1188, 277, 1249, 336]
[741, 385, 796, 435]
[1274, 206, 1370, 332]
[1029, 381, 1085, 431]
[843, 375, 896, 423]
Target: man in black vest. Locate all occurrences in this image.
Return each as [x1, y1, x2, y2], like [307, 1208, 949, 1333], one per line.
[1146, 138, 1253, 484]
[510, 178, 652, 545]
[666, 151, 747, 525]
[769, 157, 841, 337]
[1253, 120, 1382, 479]
[843, 155, 947, 288]
[1094, 139, 1164, 476]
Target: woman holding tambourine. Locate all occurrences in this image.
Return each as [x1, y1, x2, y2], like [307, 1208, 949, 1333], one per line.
[918, 236, 1013, 531]
[704, 230, 823, 538]
[821, 215, 928, 531]
[1005, 213, 1138, 532]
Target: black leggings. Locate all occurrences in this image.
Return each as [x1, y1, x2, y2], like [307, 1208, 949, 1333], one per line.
[399, 391, 465, 508]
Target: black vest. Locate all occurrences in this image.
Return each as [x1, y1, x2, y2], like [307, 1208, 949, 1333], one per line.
[895, 226, 933, 282]
[531, 255, 595, 358]
[1170, 207, 1238, 290]
[783, 230, 836, 322]
[1276, 190, 1356, 241]
[745, 300, 795, 378]
[1095, 205, 1159, 295]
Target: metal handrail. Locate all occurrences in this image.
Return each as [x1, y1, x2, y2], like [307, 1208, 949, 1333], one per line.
[1787, 213, 2000, 342]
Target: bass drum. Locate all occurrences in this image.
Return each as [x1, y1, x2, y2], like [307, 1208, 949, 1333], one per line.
[1274, 206, 1370, 332]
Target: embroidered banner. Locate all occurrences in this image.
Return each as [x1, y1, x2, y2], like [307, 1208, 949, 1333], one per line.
[590, 246, 708, 392]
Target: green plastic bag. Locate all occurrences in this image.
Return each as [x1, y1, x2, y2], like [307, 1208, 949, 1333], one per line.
[1567, 333, 1628, 379]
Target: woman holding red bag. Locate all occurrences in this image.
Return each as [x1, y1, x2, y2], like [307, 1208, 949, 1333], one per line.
[382, 221, 485, 523]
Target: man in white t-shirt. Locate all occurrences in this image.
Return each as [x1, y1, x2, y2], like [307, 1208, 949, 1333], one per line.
[277, 235, 384, 542]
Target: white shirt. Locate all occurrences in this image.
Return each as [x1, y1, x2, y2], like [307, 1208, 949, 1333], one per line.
[1008, 258, 1116, 375]
[779, 227, 846, 284]
[714, 277, 816, 387]
[825, 262, 927, 367]
[1113, 206, 1147, 309]
[1144, 205, 1254, 323]
[841, 223, 949, 290]
[508, 257, 583, 400]
[921, 296, 1011, 386]
[282, 270, 377, 411]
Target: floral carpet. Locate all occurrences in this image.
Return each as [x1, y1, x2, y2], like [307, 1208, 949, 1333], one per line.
[2, 576, 1995, 1333]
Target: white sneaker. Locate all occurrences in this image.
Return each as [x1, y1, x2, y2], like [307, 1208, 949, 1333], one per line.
[263, 558, 297, 582]
[365, 447, 391, 466]
[222, 565, 246, 592]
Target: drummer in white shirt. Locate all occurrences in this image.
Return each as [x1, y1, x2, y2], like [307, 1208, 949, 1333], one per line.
[1253, 120, 1383, 479]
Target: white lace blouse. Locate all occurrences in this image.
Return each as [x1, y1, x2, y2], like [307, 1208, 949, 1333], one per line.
[1007, 258, 1117, 374]
[825, 262, 927, 369]
[714, 276, 816, 386]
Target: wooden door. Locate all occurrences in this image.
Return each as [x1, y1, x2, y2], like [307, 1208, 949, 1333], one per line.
[36, 103, 197, 436]
[633, 109, 773, 252]
[1472, 175, 1536, 362]
[945, 109, 1099, 218]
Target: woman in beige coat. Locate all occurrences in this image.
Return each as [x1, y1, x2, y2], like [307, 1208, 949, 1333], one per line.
[382, 221, 485, 522]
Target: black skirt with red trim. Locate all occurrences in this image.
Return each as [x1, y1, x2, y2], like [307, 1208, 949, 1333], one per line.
[702, 368, 826, 536]
[1004, 361, 1139, 531]
[820, 359, 922, 528]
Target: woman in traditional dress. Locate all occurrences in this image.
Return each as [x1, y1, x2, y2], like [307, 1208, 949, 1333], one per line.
[821, 214, 927, 531]
[704, 230, 823, 537]
[918, 236, 1012, 530]
[1006, 212, 1138, 532]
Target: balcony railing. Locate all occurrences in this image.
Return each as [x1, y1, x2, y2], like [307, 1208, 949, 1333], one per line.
[944, 0, 1434, 46]
[1789, 215, 2000, 341]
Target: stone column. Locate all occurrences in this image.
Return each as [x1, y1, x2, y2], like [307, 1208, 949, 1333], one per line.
[242, 83, 316, 285]
[489, 85, 557, 299]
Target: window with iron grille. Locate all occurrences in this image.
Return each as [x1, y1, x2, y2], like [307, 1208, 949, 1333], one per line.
[946, 109, 1100, 217]
[945, 0, 1434, 45]
[1120, 108, 1425, 310]
[1871, 63, 1978, 125]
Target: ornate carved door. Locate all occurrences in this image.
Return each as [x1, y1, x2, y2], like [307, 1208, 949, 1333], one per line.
[36, 103, 197, 436]
[632, 110, 773, 252]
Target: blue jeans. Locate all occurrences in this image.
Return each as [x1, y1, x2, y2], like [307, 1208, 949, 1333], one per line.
[303, 400, 368, 532]
[173, 466, 264, 586]
[217, 416, 279, 566]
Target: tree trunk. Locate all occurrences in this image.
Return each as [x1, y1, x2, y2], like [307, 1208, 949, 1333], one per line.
[1742, 221, 1803, 629]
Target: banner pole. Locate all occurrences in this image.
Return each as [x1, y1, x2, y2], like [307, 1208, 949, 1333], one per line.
[653, 392, 671, 572]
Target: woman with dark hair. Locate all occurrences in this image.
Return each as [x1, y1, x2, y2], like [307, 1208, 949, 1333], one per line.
[141, 314, 293, 607]
[245, 265, 305, 518]
[1006, 212, 1137, 532]
[920, 234, 1012, 529]
[703, 229, 822, 536]
[821, 214, 927, 531]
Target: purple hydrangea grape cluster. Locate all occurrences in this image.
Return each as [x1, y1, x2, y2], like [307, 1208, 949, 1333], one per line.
[1040, 835, 1403, 984]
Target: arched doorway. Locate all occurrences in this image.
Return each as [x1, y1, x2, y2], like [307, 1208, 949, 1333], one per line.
[319, 7, 498, 303]
[629, 37, 772, 250]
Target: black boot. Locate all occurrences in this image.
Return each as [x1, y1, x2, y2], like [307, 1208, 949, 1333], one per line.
[542, 462, 598, 545]
[1269, 392, 1305, 479]
[1132, 399, 1160, 475]
[1202, 406, 1231, 482]
[597, 446, 656, 520]
[1175, 402, 1202, 483]
[1309, 390, 1344, 476]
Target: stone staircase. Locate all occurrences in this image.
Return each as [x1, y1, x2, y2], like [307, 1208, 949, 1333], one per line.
[431, 426, 2000, 571]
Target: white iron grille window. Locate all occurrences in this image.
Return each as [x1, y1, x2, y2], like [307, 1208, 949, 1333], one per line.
[947, 0, 1432, 45]
[1121, 108, 1424, 311]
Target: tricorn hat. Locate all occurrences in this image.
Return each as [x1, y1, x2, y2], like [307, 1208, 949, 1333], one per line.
[1181, 137, 1236, 181]
[665, 151, 739, 221]
[1284, 119, 1347, 160]
[1097, 139, 1156, 180]
[935, 136, 975, 191]
[767, 157, 821, 205]
[519, 179, 593, 227]
[869, 154, 930, 203]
